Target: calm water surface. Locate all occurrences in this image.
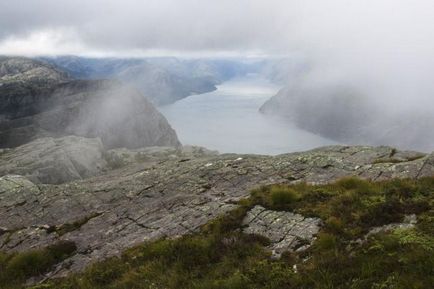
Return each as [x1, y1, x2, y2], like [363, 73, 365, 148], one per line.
[159, 76, 337, 155]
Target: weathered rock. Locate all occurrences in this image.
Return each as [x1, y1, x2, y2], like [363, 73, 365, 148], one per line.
[0, 136, 107, 184]
[0, 175, 40, 209]
[105, 145, 218, 168]
[243, 205, 322, 258]
[0, 57, 70, 119]
[0, 136, 217, 184]
[366, 214, 417, 238]
[0, 145, 433, 277]
[349, 214, 418, 250]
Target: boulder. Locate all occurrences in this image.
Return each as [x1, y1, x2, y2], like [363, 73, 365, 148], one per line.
[242, 205, 322, 258]
[0, 136, 107, 184]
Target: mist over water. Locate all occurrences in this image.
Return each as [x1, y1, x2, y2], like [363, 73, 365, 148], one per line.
[159, 75, 337, 155]
[1, 1, 433, 152]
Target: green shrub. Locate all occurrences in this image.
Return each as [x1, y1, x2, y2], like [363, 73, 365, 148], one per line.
[1, 240, 76, 286]
[82, 258, 129, 286]
[360, 199, 405, 227]
[325, 216, 344, 234]
[335, 177, 377, 195]
[6, 250, 50, 279]
[314, 232, 338, 251]
[270, 186, 301, 208]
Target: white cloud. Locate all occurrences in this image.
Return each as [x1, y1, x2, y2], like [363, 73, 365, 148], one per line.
[0, 28, 88, 56]
[0, 0, 295, 56]
[1, 0, 434, 113]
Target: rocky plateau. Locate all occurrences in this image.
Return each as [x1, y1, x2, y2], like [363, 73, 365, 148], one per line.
[0, 136, 433, 279]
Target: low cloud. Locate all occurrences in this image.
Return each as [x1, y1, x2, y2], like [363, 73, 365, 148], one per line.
[0, 0, 294, 56]
[1, 0, 433, 150]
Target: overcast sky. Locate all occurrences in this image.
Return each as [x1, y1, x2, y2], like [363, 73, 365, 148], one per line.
[0, 0, 291, 57]
[1, 1, 434, 106]
[0, 0, 432, 57]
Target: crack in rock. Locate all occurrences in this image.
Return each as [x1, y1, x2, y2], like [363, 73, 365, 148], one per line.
[242, 205, 322, 258]
[0, 143, 432, 277]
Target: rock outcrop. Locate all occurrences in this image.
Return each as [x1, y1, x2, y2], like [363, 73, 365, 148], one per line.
[0, 56, 70, 117]
[105, 145, 218, 168]
[0, 136, 107, 184]
[0, 142, 433, 277]
[243, 205, 322, 258]
[0, 56, 69, 85]
[0, 137, 216, 184]
[365, 214, 418, 238]
[0, 175, 41, 210]
[0, 57, 181, 149]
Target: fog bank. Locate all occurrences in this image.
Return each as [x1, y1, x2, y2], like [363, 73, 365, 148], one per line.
[1, 1, 433, 150]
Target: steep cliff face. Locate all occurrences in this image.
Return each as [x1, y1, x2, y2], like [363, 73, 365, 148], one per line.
[0, 57, 181, 149]
[260, 85, 375, 142]
[0, 57, 70, 117]
[260, 84, 434, 152]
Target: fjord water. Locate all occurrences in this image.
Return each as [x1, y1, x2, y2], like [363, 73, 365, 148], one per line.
[159, 75, 337, 155]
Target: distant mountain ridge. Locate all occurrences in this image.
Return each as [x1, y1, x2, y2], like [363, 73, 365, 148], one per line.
[40, 56, 270, 105]
[0, 56, 69, 83]
[260, 83, 434, 152]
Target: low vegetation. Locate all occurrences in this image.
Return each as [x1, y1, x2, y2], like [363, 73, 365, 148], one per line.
[103, 151, 127, 169]
[1, 177, 433, 289]
[0, 241, 76, 288]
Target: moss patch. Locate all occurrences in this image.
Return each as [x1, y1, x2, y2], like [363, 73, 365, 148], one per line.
[0, 240, 76, 288]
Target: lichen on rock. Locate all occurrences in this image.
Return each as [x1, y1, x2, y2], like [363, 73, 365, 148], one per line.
[242, 205, 322, 258]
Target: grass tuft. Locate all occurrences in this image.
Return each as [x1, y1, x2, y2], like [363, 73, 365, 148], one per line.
[0, 240, 76, 287]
